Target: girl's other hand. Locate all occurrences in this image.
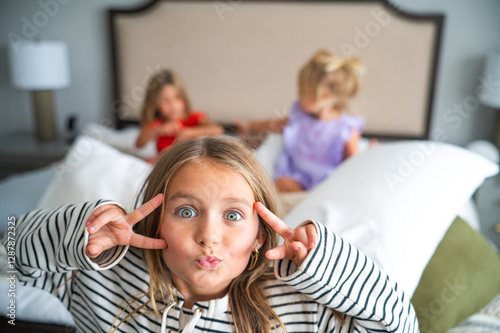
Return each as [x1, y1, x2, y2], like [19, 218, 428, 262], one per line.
[275, 177, 304, 193]
[85, 194, 167, 258]
[254, 202, 317, 267]
[158, 120, 182, 137]
[232, 119, 250, 136]
[175, 127, 197, 141]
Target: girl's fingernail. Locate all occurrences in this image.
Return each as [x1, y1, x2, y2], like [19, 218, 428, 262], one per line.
[294, 246, 300, 251]
[310, 242, 316, 248]
[86, 220, 91, 226]
[88, 226, 95, 233]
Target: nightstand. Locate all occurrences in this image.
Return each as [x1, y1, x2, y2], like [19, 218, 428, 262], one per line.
[0, 132, 69, 180]
[475, 173, 500, 249]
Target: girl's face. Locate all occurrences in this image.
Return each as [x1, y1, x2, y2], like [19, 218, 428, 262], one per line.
[157, 84, 186, 120]
[299, 94, 335, 119]
[159, 160, 264, 304]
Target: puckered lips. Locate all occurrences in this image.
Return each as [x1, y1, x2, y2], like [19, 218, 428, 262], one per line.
[196, 256, 222, 270]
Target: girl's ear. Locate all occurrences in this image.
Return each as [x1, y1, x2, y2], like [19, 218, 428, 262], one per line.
[256, 229, 266, 249]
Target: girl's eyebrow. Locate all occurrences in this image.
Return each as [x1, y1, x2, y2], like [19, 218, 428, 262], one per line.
[167, 192, 254, 208]
[167, 192, 199, 203]
[226, 198, 254, 209]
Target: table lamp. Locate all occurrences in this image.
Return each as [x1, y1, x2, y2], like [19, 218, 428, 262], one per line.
[8, 40, 70, 141]
[478, 53, 500, 149]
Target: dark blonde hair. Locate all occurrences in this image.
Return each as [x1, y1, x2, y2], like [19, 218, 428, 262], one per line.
[112, 136, 286, 332]
[298, 49, 363, 110]
[140, 69, 192, 123]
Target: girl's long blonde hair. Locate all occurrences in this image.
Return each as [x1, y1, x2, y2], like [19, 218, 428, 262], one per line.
[113, 136, 286, 332]
[140, 69, 192, 123]
[299, 49, 363, 111]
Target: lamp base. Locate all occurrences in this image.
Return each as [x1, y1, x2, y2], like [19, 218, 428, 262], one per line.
[496, 109, 500, 150]
[32, 90, 58, 141]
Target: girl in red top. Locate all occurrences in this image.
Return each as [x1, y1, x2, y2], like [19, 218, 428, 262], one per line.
[135, 70, 223, 155]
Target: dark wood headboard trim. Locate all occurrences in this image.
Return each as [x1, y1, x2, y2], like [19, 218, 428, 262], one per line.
[108, 0, 444, 140]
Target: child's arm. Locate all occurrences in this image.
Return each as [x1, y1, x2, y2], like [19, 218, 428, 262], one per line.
[3, 196, 166, 306]
[2, 200, 127, 308]
[233, 117, 288, 135]
[136, 120, 182, 148]
[255, 203, 418, 333]
[175, 118, 224, 141]
[344, 129, 361, 159]
[136, 121, 159, 148]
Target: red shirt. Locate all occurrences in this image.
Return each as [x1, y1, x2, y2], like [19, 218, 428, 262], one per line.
[152, 112, 206, 152]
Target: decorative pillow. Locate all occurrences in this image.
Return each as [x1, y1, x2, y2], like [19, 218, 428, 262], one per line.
[283, 140, 499, 297]
[412, 217, 500, 333]
[36, 135, 152, 212]
[82, 122, 156, 160]
[253, 133, 284, 178]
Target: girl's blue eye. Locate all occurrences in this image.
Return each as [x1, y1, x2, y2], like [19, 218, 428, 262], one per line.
[225, 211, 242, 221]
[176, 207, 196, 218]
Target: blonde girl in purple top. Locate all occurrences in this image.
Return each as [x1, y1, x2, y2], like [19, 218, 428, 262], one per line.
[236, 49, 365, 192]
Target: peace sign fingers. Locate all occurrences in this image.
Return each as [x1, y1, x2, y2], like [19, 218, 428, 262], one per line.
[124, 193, 164, 228]
[86, 194, 166, 258]
[254, 202, 318, 267]
[254, 202, 295, 243]
[87, 194, 164, 235]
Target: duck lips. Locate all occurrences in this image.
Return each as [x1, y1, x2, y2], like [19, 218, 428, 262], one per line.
[197, 256, 221, 269]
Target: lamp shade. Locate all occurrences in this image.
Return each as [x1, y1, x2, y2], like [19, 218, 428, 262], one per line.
[479, 53, 500, 109]
[8, 40, 70, 90]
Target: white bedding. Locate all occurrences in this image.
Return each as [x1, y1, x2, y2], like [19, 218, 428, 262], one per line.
[0, 125, 497, 327]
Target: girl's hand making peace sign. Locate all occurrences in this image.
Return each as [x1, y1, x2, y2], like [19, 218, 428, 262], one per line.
[85, 194, 167, 258]
[254, 202, 318, 267]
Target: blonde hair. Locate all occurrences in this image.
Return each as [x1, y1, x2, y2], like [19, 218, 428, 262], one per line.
[112, 136, 286, 332]
[298, 49, 363, 111]
[140, 69, 192, 123]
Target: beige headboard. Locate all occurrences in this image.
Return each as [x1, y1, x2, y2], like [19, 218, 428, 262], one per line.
[109, 0, 443, 139]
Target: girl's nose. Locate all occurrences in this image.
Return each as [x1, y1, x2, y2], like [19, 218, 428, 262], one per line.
[195, 216, 221, 247]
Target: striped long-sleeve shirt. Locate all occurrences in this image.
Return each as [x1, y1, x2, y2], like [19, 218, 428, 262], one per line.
[5, 200, 418, 332]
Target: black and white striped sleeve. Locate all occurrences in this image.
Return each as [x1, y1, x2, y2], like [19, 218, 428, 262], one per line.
[274, 219, 419, 332]
[2, 200, 129, 304]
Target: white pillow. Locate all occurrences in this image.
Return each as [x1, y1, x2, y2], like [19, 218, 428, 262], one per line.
[282, 140, 499, 297]
[82, 122, 156, 160]
[37, 136, 152, 212]
[253, 133, 284, 178]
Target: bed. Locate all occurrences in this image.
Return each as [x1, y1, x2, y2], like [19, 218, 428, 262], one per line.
[1, 0, 500, 332]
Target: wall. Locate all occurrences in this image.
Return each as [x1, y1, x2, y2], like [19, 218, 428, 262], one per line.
[395, 0, 500, 145]
[0, 0, 146, 136]
[0, 0, 499, 146]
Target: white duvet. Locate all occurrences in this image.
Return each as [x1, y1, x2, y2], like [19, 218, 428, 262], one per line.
[0, 127, 497, 326]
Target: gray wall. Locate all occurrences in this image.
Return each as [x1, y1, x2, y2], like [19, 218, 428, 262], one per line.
[1, 0, 499, 146]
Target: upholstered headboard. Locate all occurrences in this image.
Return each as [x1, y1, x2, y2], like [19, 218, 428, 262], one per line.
[108, 0, 443, 139]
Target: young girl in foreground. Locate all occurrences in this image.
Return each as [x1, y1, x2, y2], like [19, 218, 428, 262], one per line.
[8, 137, 417, 333]
[135, 69, 222, 155]
[236, 49, 365, 192]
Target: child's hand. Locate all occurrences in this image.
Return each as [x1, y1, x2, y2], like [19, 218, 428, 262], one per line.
[175, 127, 197, 141]
[158, 120, 182, 137]
[233, 119, 250, 135]
[254, 202, 317, 267]
[85, 194, 167, 258]
[275, 177, 304, 192]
